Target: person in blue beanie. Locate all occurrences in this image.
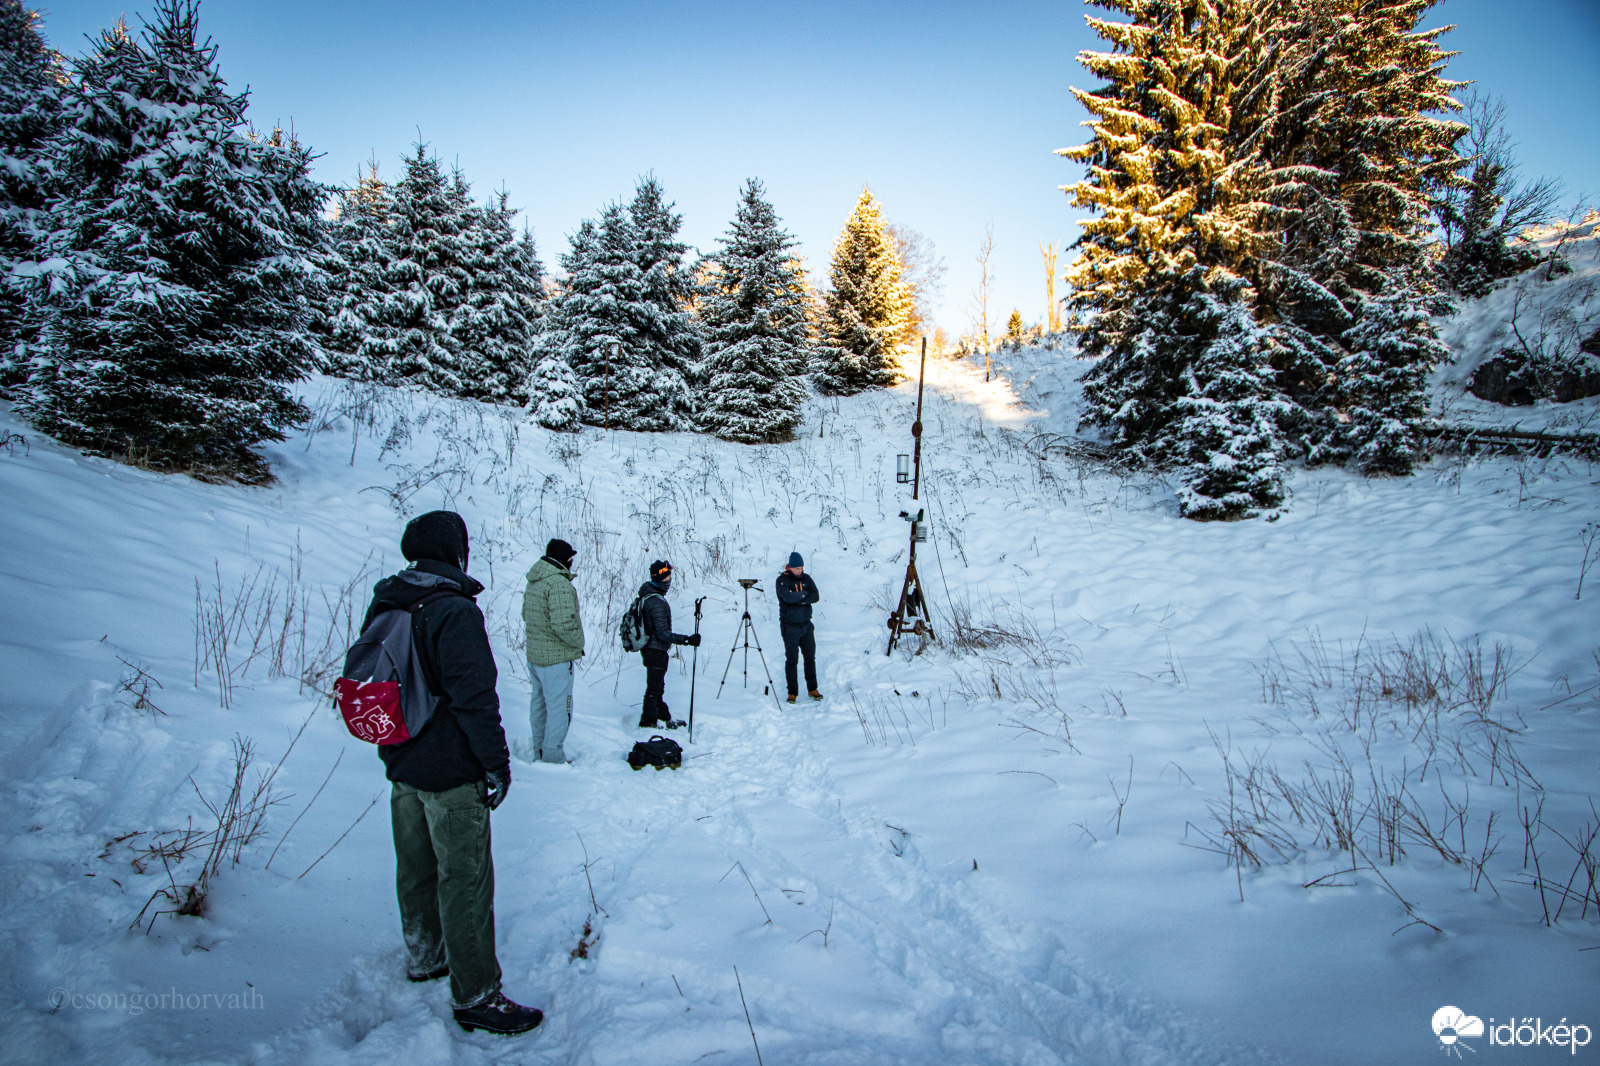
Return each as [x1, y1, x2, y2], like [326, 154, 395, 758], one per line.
[774, 551, 822, 704]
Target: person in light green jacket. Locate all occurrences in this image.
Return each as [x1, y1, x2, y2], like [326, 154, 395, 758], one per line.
[521, 538, 584, 763]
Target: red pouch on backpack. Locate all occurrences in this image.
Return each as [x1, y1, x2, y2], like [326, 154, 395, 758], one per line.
[334, 677, 411, 744]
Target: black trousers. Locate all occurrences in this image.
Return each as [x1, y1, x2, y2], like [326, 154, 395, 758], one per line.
[782, 622, 817, 696]
[640, 647, 670, 725]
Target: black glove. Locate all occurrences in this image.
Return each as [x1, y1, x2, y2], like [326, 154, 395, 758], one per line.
[686, 633, 702, 647]
[484, 766, 511, 811]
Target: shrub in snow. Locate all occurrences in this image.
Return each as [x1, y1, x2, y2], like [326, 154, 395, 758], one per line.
[15, 1, 323, 481]
[696, 179, 812, 444]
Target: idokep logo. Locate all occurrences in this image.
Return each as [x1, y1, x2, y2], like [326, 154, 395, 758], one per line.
[1432, 1006, 1594, 1057]
[1434, 1007, 1484, 1057]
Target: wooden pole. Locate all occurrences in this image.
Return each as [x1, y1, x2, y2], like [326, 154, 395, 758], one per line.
[912, 336, 926, 500]
[888, 337, 937, 655]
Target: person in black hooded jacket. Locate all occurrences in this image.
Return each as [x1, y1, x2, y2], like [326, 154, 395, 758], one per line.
[636, 559, 700, 728]
[364, 510, 543, 1036]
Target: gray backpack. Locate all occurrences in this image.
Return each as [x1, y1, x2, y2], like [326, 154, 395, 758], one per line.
[335, 590, 459, 744]
[619, 592, 662, 653]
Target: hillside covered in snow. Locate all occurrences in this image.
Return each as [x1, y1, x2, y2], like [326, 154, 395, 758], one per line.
[2, 222, 1599, 1064]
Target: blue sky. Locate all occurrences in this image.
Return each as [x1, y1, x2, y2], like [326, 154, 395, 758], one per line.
[33, 0, 1600, 332]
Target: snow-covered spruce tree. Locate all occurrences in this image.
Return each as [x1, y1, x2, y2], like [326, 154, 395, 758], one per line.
[534, 190, 695, 432]
[1063, 0, 1286, 518]
[697, 178, 813, 443]
[516, 223, 578, 430]
[1335, 283, 1447, 475]
[1253, 0, 1466, 465]
[625, 175, 699, 426]
[1162, 272, 1291, 518]
[534, 207, 664, 430]
[525, 220, 595, 431]
[817, 187, 911, 394]
[375, 144, 470, 394]
[16, 3, 322, 480]
[525, 337, 581, 431]
[0, 0, 62, 374]
[317, 161, 395, 378]
[450, 189, 543, 405]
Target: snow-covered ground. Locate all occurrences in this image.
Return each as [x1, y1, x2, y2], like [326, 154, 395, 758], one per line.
[2, 234, 1598, 1065]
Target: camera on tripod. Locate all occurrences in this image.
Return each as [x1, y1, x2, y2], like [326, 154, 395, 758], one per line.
[738, 578, 759, 590]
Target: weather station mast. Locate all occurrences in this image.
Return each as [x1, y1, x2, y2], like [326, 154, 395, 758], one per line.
[886, 337, 937, 655]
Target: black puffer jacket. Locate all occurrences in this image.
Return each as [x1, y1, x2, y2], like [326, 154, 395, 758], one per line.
[775, 571, 819, 625]
[362, 560, 511, 792]
[637, 580, 690, 652]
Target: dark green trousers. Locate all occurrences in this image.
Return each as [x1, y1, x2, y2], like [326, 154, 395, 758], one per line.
[390, 779, 501, 1008]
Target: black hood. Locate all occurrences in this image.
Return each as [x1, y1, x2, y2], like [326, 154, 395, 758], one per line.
[402, 510, 470, 572]
[368, 560, 483, 621]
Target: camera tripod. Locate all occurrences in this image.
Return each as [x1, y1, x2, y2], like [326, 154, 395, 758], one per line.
[717, 579, 781, 708]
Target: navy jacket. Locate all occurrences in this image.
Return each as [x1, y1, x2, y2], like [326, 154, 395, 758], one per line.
[361, 560, 511, 792]
[637, 580, 691, 652]
[775, 571, 819, 626]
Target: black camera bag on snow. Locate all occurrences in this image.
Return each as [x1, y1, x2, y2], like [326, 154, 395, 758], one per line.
[627, 735, 683, 770]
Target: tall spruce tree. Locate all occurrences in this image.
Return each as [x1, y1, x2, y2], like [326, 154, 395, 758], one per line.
[1062, 0, 1468, 510]
[533, 189, 695, 432]
[451, 189, 543, 405]
[16, 2, 323, 480]
[318, 161, 395, 378]
[376, 144, 470, 394]
[536, 206, 676, 431]
[698, 179, 813, 443]
[817, 187, 911, 394]
[1254, 0, 1466, 469]
[0, 0, 61, 373]
[625, 175, 699, 426]
[1063, 0, 1287, 518]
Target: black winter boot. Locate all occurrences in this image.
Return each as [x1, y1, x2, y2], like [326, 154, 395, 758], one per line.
[454, 991, 544, 1035]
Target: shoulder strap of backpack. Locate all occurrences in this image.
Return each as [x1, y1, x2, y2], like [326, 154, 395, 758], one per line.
[637, 592, 662, 633]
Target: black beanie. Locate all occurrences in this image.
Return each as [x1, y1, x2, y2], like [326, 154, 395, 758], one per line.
[402, 511, 470, 572]
[649, 559, 672, 583]
[546, 538, 576, 566]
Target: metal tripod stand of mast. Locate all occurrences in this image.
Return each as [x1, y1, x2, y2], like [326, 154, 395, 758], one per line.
[717, 580, 781, 707]
[888, 337, 937, 655]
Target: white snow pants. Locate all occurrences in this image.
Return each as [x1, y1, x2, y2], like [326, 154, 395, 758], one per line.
[528, 659, 575, 763]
